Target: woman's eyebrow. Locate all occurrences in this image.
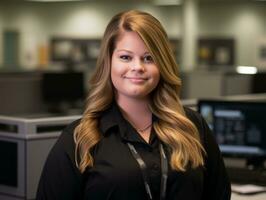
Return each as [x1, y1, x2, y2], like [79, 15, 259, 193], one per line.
[116, 49, 133, 53]
[116, 49, 150, 55]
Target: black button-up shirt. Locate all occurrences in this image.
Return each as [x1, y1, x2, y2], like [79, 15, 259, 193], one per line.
[37, 103, 231, 200]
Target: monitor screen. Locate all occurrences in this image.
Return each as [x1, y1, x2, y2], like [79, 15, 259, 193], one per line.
[41, 71, 85, 105]
[252, 73, 266, 93]
[197, 100, 266, 158]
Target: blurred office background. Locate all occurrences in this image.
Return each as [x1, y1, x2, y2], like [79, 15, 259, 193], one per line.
[1, 1, 266, 200]
[0, 0, 266, 114]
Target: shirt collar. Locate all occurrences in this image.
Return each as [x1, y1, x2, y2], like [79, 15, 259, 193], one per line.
[98, 101, 157, 145]
[98, 101, 123, 135]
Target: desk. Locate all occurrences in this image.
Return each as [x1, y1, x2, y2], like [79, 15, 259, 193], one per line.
[232, 192, 266, 200]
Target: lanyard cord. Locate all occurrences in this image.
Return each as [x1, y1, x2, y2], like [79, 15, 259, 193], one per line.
[127, 143, 168, 200]
[160, 143, 168, 200]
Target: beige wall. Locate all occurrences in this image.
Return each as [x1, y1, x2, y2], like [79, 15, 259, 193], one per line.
[0, 1, 182, 69]
[199, 1, 266, 70]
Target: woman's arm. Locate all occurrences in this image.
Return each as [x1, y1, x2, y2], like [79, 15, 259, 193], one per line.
[184, 107, 231, 200]
[199, 114, 231, 200]
[36, 121, 84, 200]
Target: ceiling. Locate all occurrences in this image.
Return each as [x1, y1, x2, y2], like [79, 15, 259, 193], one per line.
[1, 0, 265, 5]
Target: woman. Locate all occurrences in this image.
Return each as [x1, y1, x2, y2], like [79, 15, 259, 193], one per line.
[37, 10, 231, 200]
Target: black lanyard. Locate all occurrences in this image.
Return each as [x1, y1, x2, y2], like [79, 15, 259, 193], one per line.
[127, 143, 168, 200]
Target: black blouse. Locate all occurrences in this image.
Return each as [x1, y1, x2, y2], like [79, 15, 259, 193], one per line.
[36, 103, 231, 200]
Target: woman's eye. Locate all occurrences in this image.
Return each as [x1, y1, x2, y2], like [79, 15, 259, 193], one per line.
[143, 55, 154, 63]
[119, 55, 131, 61]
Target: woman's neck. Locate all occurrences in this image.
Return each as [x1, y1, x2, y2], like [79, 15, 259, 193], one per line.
[116, 96, 152, 130]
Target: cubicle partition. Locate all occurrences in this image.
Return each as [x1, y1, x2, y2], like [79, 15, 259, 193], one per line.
[0, 115, 80, 200]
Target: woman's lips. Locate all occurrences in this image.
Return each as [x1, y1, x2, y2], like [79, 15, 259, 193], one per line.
[125, 76, 148, 83]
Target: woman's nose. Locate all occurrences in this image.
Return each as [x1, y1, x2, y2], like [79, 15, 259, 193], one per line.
[130, 59, 145, 71]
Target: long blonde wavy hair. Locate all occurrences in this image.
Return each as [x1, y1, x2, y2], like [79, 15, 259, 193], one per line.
[74, 10, 205, 173]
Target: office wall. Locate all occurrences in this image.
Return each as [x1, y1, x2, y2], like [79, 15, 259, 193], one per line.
[199, 1, 266, 70]
[0, 1, 266, 70]
[0, 1, 182, 69]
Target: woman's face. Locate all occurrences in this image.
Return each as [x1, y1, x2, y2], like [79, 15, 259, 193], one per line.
[111, 31, 160, 101]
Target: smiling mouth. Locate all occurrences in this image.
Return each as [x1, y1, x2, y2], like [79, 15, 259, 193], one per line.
[125, 76, 148, 83]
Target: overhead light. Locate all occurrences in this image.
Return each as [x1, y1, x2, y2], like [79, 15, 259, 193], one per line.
[236, 66, 258, 74]
[154, 0, 182, 6]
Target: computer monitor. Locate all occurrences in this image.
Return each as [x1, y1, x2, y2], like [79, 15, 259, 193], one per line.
[252, 73, 266, 93]
[197, 99, 266, 167]
[41, 71, 85, 113]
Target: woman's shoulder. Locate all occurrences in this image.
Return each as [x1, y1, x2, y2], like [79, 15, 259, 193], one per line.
[59, 119, 81, 147]
[60, 119, 81, 141]
[50, 119, 81, 164]
[183, 106, 203, 128]
[183, 106, 208, 142]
